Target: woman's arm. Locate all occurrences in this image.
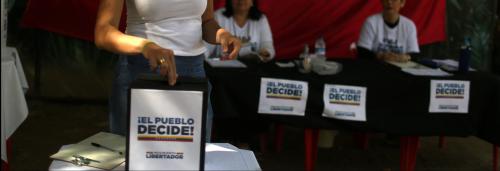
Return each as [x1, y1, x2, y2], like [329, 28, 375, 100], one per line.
[94, 0, 149, 54]
[377, 52, 411, 62]
[258, 16, 276, 61]
[95, 0, 177, 85]
[202, 0, 241, 59]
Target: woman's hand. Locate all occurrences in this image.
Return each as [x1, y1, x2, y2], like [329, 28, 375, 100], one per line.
[258, 49, 272, 62]
[217, 31, 241, 60]
[142, 42, 178, 86]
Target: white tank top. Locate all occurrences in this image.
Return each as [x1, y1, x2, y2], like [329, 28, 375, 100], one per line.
[126, 0, 207, 56]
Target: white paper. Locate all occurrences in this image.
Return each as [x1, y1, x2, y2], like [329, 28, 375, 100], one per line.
[275, 61, 295, 68]
[78, 132, 126, 153]
[402, 68, 452, 76]
[432, 59, 476, 71]
[387, 61, 426, 69]
[429, 80, 470, 113]
[322, 85, 367, 121]
[258, 78, 308, 116]
[129, 89, 204, 170]
[206, 59, 247, 68]
[50, 143, 125, 170]
[49, 143, 261, 171]
[205, 144, 245, 170]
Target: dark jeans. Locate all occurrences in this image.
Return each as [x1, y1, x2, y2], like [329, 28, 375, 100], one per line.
[109, 54, 213, 142]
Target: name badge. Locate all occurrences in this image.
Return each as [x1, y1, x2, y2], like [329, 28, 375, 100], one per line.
[258, 78, 308, 116]
[429, 80, 470, 113]
[322, 85, 367, 121]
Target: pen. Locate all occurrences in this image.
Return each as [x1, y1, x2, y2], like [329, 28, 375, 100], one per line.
[91, 142, 123, 155]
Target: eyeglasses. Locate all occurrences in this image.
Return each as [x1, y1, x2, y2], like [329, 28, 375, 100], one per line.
[71, 155, 100, 166]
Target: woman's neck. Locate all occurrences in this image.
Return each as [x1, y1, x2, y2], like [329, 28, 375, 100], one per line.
[233, 11, 249, 27]
[383, 12, 400, 25]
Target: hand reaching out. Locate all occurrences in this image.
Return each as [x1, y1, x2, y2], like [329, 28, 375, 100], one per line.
[218, 32, 241, 60]
[142, 42, 178, 86]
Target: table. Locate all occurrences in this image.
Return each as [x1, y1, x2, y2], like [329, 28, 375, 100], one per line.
[206, 58, 500, 139]
[1, 47, 29, 164]
[49, 143, 261, 170]
[206, 58, 500, 171]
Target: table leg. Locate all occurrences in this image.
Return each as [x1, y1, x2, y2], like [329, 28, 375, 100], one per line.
[274, 124, 284, 153]
[400, 136, 419, 171]
[305, 128, 319, 171]
[312, 129, 319, 162]
[354, 132, 370, 150]
[439, 135, 446, 149]
[259, 133, 268, 154]
[494, 145, 498, 171]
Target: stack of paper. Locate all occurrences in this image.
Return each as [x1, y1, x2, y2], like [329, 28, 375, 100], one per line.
[206, 59, 247, 68]
[386, 60, 452, 76]
[387, 61, 427, 69]
[432, 59, 476, 72]
[50, 132, 126, 170]
[275, 61, 295, 68]
[401, 68, 452, 76]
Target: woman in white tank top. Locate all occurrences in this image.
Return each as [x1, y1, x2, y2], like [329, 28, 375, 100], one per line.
[95, 0, 241, 85]
[95, 0, 241, 138]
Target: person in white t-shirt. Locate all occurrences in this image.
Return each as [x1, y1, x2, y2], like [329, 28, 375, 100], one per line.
[207, 0, 275, 62]
[94, 0, 241, 140]
[357, 0, 419, 62]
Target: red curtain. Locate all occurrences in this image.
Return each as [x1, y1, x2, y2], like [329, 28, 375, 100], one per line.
[21, 0, 127, 41]
[21, 0, 446, 59]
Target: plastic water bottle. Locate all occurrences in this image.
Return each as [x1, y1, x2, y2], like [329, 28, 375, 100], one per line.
[299, 44, 309, 59]
[299, 44, 311, 73]
[315, 37, 326, 58]
[458, 37, 472, 73]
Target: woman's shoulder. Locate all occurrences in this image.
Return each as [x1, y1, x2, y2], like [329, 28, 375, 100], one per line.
[360, 13, 383, 29]
[253, 14, 269, 24]
[366, 13, 383, 23]
[214, 8, 231, 24]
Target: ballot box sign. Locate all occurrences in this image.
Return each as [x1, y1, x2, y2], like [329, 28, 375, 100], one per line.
[258, 78, 308, 116]
[429, 80, 470, 113]
[128, 78, 206, 170]
[322, 84, 367, 121]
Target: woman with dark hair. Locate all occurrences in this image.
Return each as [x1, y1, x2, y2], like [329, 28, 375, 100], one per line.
[207, 0, 275, 62]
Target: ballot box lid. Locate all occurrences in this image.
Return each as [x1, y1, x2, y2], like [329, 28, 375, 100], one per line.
[131, 74, 208, 92]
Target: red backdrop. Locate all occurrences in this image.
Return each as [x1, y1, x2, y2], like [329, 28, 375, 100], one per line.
[21, 0, 446, 59]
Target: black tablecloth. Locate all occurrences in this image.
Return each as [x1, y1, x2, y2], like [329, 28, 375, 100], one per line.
[205, 58, 500, 144]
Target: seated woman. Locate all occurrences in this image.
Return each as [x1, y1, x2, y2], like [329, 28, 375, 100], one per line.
[207, 0, 275, 62]
[357, 0, 419, 62]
